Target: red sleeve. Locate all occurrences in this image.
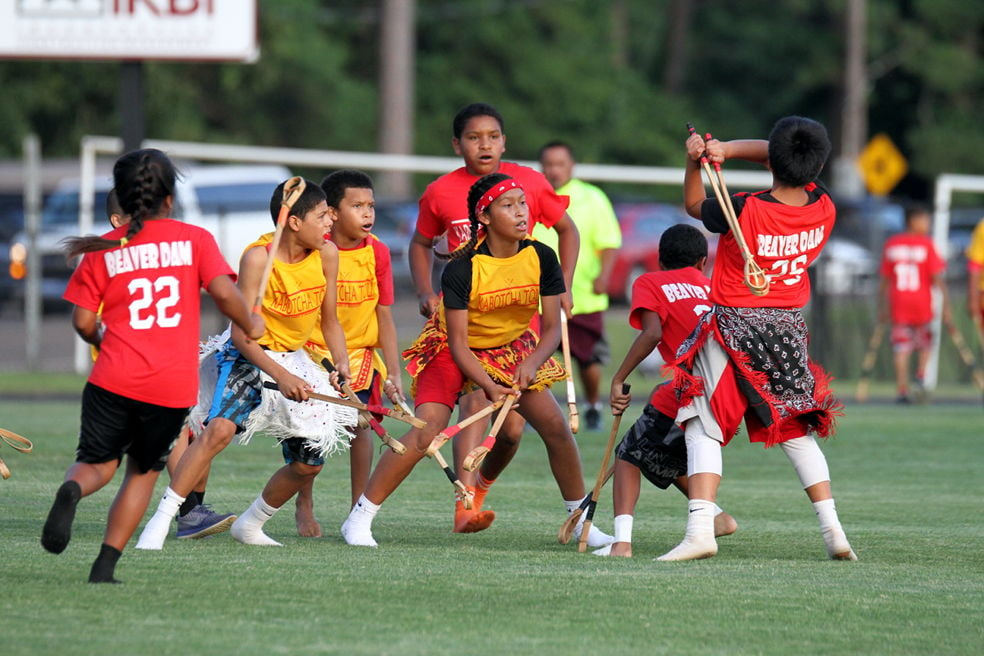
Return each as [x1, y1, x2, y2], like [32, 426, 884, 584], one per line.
[371, 237, 395, 305]
[628, 275, 667, 330]
[415, 185, 444, 240]
[196, 229, 236, 288]
[63, 253, 104, 312]
[526, 173, 570, 229]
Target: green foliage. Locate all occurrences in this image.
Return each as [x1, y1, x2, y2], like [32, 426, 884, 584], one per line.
[0, 0, 980, 191]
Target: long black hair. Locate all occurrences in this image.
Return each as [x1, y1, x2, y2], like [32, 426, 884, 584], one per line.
[63, 148, 178, 258]
[450, 172, 514, 261]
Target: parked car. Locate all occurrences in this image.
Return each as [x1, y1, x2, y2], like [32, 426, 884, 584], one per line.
[606, 202, 717, 303]
[6, 164, 291, 309]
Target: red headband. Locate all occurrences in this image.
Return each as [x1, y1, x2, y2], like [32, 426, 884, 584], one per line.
[474, 179, 523, 216]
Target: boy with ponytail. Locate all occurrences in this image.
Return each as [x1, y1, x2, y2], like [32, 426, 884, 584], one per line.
[41, 149, 263, 582]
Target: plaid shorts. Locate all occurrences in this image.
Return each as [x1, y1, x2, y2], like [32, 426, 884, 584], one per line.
[615, 403, 687, 489]
[891, 323, 933, 353]
[207, 345, 263, 432]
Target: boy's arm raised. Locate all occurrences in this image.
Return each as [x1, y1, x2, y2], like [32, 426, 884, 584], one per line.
[552, 213, 579, 315]
[231, 246, 310, 401]
[319, 241, 351, 384]
[207, 274, 264, 340]
[609, 309, 663, 415]
[409, 229, 440, 318]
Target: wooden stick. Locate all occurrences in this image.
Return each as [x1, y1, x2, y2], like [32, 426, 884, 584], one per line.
[428, 444, 473, 510]
[0, 428, 34, 453]
[577, 384, 630, 553]
[560, 312, 579, 434]
[944, 320, 984, 391]
[0, 456, 9, 480]
[557, 464, 614, 544]
[253, 176, 305, 314]
[687, 123, 769, 296]
[261, 381, 426, 428]
[855, 321, 886, 403]
[425, 397, 505, 457]
[462, 391, 518, 472]
[319, 358, 406, 454]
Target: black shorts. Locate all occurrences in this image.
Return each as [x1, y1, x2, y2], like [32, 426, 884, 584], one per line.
[76, 383, 189, 473]
[615, 404, 687, 489]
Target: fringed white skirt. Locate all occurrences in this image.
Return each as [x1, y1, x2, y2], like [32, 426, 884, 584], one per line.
[190, 330, 358, 459]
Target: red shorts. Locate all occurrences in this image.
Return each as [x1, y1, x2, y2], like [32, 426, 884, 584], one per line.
[412, 348, 466, 410]
[891, 323, 932, 353]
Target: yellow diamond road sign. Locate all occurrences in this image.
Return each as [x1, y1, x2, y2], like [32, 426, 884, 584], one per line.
[858, 133, 908, 196]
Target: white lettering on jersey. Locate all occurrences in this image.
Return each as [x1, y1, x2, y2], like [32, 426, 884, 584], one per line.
[756, 226, 826, 258]
[105, 240, 193, 278]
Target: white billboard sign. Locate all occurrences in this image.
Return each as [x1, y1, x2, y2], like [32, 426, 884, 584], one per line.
[0, 0, 258, 62]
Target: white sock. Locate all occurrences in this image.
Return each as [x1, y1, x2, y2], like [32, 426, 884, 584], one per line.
[135, 486, 186, 550]
[712, 503, 724, 516]
[656, 498, 718, 561]
[564, 497, 584, 514]
[230, 496, 282, 546]
[613, 514, 633, 543]
[812, 497, 855, 559]
[341, 494, 379, 547]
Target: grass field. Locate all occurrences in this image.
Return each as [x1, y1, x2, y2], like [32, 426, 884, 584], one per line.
[1, 374, 981, 656]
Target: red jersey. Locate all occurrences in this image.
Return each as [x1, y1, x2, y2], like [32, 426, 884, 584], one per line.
[701, 182, 835, 308]
[879, 232, 944, 324]
[416, 161, 569, 252]
[64, 219, 234, 408]
[629, 267, 712, 414]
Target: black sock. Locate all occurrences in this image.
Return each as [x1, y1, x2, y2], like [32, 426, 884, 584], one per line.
[178, 491, 201, 517]
[41, 480, 82, 554]
[88, 543, 123, 584]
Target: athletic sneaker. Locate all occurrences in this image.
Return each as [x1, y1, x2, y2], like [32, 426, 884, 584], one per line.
[176, 504, 237, 539]
[585, 406, 602, 431]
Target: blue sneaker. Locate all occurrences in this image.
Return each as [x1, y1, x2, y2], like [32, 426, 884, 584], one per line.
[176, 504, 237, 539]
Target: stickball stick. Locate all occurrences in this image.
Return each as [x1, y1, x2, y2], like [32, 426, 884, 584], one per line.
[557, 464, 614, 544]
[425, 397, 505, 457]
[855, 321, 887, 403]
[462, 391, 519, 472]
[577, 384, 630, 553]
[253, 176, 306, 314]
[944, 321, 984, 391]
[261, 381, 426, 428]
[560, 312, 579, 434]
[429, 443, 473, 510]
[320, 359, 406, 454]
[687, 123, 769, 296]
[0, 428, 33, 480]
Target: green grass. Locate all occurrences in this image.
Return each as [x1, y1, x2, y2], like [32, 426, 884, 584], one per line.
[1, 396, 981, 655]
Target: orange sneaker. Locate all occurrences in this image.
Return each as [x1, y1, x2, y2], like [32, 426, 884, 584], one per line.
[454, 508, 496, 533]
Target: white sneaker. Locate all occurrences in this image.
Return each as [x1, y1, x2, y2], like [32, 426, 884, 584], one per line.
[135, 512, 171, 550]
[573, 521, 615, 548]
[341, 517, 377, 548]
[656, 536, 718, 561]
[823, 527, 858, 561]
[230, 516, 283, 547]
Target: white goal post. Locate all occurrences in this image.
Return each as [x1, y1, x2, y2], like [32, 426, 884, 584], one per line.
[72, 135, 774, 373]
[926, 173, 984, 388]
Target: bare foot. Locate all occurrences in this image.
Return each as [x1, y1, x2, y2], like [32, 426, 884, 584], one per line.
[609, 541, 632, 557]
[295, 506, 322, 538]
[714, 512, 738, 537]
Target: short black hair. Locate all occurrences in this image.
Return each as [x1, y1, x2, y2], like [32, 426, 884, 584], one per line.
[452, 103, 505, 139]
[538, 140, 575, 161]
[767, 116, 831, 187]
[320, 170, 374, 208]
[904, 202, 931, 225]
[269, 179, 325, 225]
[659, 224, 708, 270]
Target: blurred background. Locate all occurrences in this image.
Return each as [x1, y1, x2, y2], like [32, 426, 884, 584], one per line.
[0, 0, 981, 390]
